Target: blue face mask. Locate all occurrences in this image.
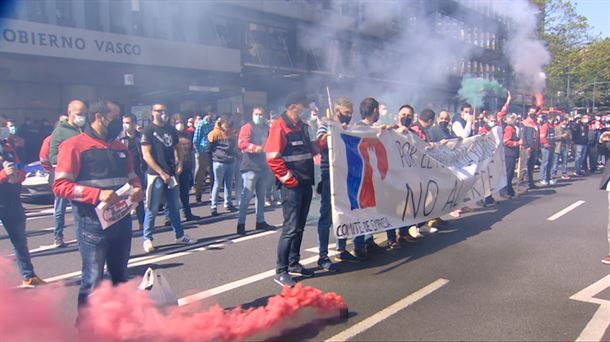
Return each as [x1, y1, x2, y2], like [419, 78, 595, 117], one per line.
[8, 126, 16, 135]
[253, 116, 264, 125]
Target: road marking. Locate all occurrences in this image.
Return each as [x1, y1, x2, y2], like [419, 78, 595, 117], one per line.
[325, 278, 449, 342]
[42, 229, 280, 283]
[569, 275, 610, 342]
[178, 250, 340, 306]
[547, 200, 585, 221]
[28, 239, 78, 253]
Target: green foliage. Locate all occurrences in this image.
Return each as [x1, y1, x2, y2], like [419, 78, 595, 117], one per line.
[458, 77, 506, 108]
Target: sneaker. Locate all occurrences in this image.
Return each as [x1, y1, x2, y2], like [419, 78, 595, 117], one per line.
[176, 234, 194, 244]
[561, 175, 571, 180]
[210, 208, 219, 217]
[21, 276, 47, 288]
[255, 221, 275, 230]
[602, 255, 610, 265]
[365, 242, 385, 254]
[335, 250, 361, 263]
[185, 214, 202, 221]
[143, 239, 155, 253]
[317, 258, 339, 272]
[449, 209, 462, 218]
[549, 179, 557, 185]
[274, 272, 296, 288]
[53, 237, 66, 248]
[421, 226, 438, 234]
[275, 200, 282, 206]
[540, 180, 549, 186]
[386, 241, 401, 250]
[433, 218, 449, 227]
[408, 226, 423, 239]
[264, 200, 272, 207]
[288, 264, 315, 278]
[224, 205, 238, 212]
[236, 223, 246, 235]
[427, 218, 443, 229]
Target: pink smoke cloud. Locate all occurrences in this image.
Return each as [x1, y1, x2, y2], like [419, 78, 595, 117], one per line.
[0, 257, 347, 342]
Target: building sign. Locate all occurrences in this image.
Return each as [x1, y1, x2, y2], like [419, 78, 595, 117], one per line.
[0, 19, 240, 73]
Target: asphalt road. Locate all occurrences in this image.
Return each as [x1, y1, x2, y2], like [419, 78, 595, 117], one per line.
[2, 173, 610, 341]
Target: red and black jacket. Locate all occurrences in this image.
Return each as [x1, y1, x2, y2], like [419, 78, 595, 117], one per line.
[503, 125, 520, 158]
[521, 117, 540, 150]
[239, 121, 268, 172]
[53, 126, 142, 218]
[410, 121, 429, 142]
[0, 140, 26, 209]
[265, 112, 315, 187]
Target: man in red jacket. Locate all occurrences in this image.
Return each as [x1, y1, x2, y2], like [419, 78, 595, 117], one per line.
[540, 112, 557, 185]
[266, 91, 317, 287]
[54, 99, 144, 308]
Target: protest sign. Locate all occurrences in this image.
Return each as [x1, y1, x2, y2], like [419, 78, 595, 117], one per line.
[329, 123, 506, 239]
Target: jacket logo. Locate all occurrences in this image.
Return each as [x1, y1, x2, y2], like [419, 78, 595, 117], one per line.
[341, 134, 389, 210]
[153, 132, 173, 147]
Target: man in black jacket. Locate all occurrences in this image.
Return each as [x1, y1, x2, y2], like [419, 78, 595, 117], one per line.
[600, 132, 610, 265]
[572, 114, 590, 176]
[428, 110, 457, 142]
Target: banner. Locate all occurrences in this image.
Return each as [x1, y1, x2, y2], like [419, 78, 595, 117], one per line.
[329, 123, 506, 239]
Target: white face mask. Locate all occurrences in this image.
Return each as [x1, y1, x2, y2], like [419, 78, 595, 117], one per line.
[73, 115, 86, 127]
[123, 123, 132, 133]
[160, 113, 169, 122]
[175, 123, 185, 131]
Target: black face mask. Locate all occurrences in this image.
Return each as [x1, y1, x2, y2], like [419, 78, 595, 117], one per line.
[338, 114, 351, 125]
[401, 117, 413, 127]
[105, 117, 123, 142]
[439, 121, 449, 129]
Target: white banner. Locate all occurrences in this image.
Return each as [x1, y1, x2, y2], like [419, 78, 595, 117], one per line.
[0, 19, 240, 72]
[329, 123, 506, 239]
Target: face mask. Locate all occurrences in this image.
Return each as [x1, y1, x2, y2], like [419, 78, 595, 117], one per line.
[253, 116, 264, 125]
[0, 127, 9, 140]
[187, 121, 194, 128]
[123, 123, 132, 133]
[74, 115, 86, 127]
[160, 113, 169, 123]
[8, 126, 16, 135]
[488, 122, 497, 128]
[338, 114, 351, 125]
[175, 123, 185, 131]
[105, 117, 123, 142]
[439, 121, 449, 129]
[401, 117, 413, 127]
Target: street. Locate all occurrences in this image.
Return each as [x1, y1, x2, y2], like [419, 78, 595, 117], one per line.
[2, 173, 610, 341]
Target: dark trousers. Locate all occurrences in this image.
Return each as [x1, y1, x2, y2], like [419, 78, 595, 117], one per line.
[135, 172, 146, 226]
[527, 149, 539, 187]
[588, 144, 599, 173]
[505, 155, 517, 196]
[1, 204, 35, 279]
[179, 167, 194, 216]
[75, 214, 132, 308]
[277, 183, 312, 274]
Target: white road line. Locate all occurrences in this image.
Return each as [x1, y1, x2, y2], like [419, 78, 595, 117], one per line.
[547, 200, 585, 221]
[325, 278, 450, 342]
[28, 239, 78, 253]
[42, 230, 279, 283]
[570, 275, 610, 342]
[178, 250, 340, 306]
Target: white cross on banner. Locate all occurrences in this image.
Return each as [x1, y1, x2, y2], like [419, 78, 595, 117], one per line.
[328, 123, 507, 239]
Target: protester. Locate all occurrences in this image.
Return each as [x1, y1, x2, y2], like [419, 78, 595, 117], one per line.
[378, 102, 394, 126]
[193, 111, 214, 202]
[503, 113, 520, 197]
[49, 100, 87, 247]
[236, 106, 274, 234]
[600, 135, 610, 264]
[477, 113, 497, 135]
[316, 97, 358, 269]
[6, 119, 25, 161]
[232, 112, 245, 206]
[521, 107, 542, 189]
[141, 103, 194, 253]
[39, 134, 52, 172]
[450, 103, 475, 217]
[552, 115, 572, 180]
[265, 114, 282, 207]
[186, 116, 196, 135]
[208, 113, 238, 216]
[119, 114, 146, 229]
[540, 112, 557, 185]
[1, 130, 46, 287]
[53, 99, 144, 309]
[428, 110, 457, 142]
[266, 91, 317, 287]
[572, 114, 589, 177]
[172, 113, 200, 221]
[588, 118, 603, 173]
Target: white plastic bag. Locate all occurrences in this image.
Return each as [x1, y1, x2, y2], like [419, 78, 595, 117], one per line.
[138, 267, 178, 308]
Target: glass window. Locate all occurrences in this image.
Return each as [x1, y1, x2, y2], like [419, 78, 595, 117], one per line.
[109, 0, 126, 34]
[56, 0, 75, 27]
[84, 1, 103, 31]
[26, 1, 47, 23]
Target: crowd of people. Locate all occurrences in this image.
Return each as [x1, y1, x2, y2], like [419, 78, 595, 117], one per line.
[0, 91, 609, 312]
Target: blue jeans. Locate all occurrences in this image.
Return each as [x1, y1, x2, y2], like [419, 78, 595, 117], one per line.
[541, 146, 554, 182]
[211, 161, 234, 209]
[1, 205, 35, 279]
[574, 144, 588, 175]
[53, 196, 68, 240]
[553, 144, 569, 176]
[75, 213, 132, 307]
[238, 170, 267, 225]
[277, 183, 312, 274]
[143, 177, 185, 241]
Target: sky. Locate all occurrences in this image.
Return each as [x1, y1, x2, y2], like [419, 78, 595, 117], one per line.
[574, 0, 610, 38]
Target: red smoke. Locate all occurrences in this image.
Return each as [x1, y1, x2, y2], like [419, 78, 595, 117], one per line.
[534, 93, 544, 108]
[0, 257, 346, 342]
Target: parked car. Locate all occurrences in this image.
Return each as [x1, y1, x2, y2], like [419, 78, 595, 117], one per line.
[20, 162, 53, 203]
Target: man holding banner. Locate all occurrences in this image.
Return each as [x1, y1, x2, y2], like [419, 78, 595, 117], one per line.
[266, 91, 317, 287]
